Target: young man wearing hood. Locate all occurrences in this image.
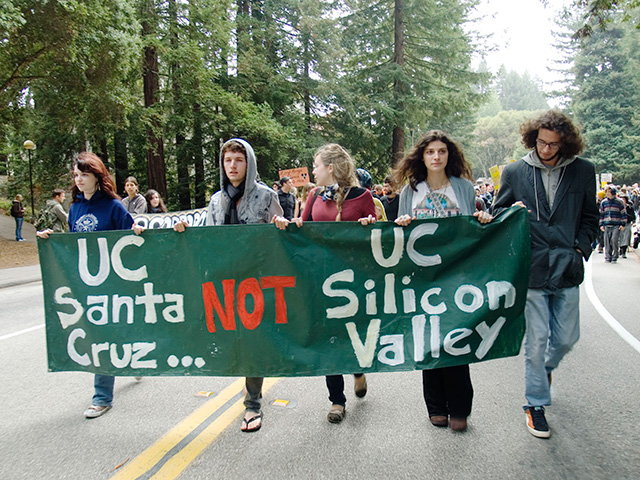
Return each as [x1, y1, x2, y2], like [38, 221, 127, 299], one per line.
[199, 139, 282, 225]
[492, 111, 599, 439]
[175, 138, 282, 432]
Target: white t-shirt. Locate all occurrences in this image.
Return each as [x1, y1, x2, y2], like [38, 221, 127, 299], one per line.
[411, 182, 461, 219]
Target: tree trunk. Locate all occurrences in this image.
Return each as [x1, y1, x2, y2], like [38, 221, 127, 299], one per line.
[97, 137, 109, 166]
[113, 129, 128, 196]
[193, 102, 206, 208]
[392, 126, 405, 164]
[237, 0, 250, 67]
[142, 0, 167, 200]
[169, 0, 191, 210]
[391, 0, 405, 164]
[302, 31, 312, 135]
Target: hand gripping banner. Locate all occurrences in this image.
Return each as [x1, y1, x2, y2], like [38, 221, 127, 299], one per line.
[38, 207, 530, 377]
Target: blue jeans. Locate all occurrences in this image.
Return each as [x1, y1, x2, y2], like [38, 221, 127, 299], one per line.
[92, 374, 115, 406]
[15, 216, 23, 240]
[524, 287, 580, 408]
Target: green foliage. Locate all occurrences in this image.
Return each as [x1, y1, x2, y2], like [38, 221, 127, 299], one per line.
[1, 0, 141, 206]
[466, 67, 549, 178]
[571, 0, 640, 37]
[569, 13, 640, 184]
[0, 198, 13, 215]
[476, 92, 503, 118]
[470, 110, 543, 177]
[327, 0, 488, 174]
[495, 67, 549, 111]
[2, 0, 493, 203]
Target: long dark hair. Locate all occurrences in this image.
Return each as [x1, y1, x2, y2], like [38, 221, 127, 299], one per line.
[71, 152, 119, 203]
[521, 110, 584, 158]
[145, 189, 168, 213]
[393, 130, 473, 190]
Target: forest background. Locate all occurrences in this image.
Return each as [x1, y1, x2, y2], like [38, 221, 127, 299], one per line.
[1, 0, 639, 214]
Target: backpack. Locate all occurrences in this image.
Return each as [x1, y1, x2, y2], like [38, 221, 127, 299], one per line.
[10, 201, 23, 217]
[34, 204, 58, 231]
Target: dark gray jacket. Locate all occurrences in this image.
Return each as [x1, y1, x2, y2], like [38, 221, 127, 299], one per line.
[492, 155, 599, 290]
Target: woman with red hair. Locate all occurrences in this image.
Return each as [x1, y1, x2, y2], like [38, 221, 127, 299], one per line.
[38, 152, 144, 418]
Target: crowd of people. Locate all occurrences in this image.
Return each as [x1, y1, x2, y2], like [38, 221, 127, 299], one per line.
[14, 176, 169, 238]
[594, 183, 639, 262]
[27, 109, 638, 440]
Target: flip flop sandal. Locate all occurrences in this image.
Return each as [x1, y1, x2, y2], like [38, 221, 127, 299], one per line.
[241, 412, 262, 432]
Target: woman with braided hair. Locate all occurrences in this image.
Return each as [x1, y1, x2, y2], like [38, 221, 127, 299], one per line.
[273, 143, 376, 424]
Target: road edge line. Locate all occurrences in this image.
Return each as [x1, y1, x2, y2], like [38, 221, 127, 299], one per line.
[584, 259, 640, 354]
[0, 324, 44, 341]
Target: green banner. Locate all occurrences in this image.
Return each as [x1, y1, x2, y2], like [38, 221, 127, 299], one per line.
[38, 207, 530, 377]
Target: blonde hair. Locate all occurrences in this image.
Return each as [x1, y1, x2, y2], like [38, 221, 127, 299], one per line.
[314, 144, 359, 221]
[301, 182, 316, 203]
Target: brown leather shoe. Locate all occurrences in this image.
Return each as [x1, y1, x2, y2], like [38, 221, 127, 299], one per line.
[327, 404, 345, 423]
[429, 415, 448, 427]
[450, 417, 468, 432]
[354, 375, 367, 398]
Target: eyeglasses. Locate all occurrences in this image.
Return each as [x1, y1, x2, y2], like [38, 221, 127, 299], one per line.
[536, 139, 561, 151]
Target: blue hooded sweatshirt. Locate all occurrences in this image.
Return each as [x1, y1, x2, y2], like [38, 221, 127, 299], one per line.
[68, 190, 133, 233]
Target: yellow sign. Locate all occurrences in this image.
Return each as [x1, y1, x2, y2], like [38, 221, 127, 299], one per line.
[489, 165, 501, 190]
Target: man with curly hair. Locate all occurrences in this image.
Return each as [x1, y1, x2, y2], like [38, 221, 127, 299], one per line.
[492, 110, 599, 439]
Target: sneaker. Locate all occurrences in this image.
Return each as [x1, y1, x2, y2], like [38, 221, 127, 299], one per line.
[327, 404, 345, 423]
[354, 374, 367, 398]
[84, 405, 112, 418]
[525, 407, 550, 438]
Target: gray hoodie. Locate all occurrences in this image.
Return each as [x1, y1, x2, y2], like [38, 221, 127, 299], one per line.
[522, 151, 575, 218]
[206, 138, 283, 225]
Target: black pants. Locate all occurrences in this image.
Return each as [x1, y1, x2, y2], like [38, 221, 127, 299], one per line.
[596, 229, 604, 251]
[326, 373, 364, 406]
[422, 365, 473, 419]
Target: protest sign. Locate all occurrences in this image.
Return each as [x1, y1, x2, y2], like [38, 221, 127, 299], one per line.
[38, 207, 529, 377]
[278, 167, 310, 187]
[132, 208, 207, 229]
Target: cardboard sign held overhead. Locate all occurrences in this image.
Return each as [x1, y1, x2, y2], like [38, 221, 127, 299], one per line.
[279, 167, 311, 187]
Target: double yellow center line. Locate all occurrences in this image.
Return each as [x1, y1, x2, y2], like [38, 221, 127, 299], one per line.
[112, 377, 279, 479]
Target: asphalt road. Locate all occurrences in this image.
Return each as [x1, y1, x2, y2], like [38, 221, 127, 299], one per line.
[1, 252, 639, 480]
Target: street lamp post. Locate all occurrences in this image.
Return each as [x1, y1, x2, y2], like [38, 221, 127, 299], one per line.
[23, 140, 36, 218]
